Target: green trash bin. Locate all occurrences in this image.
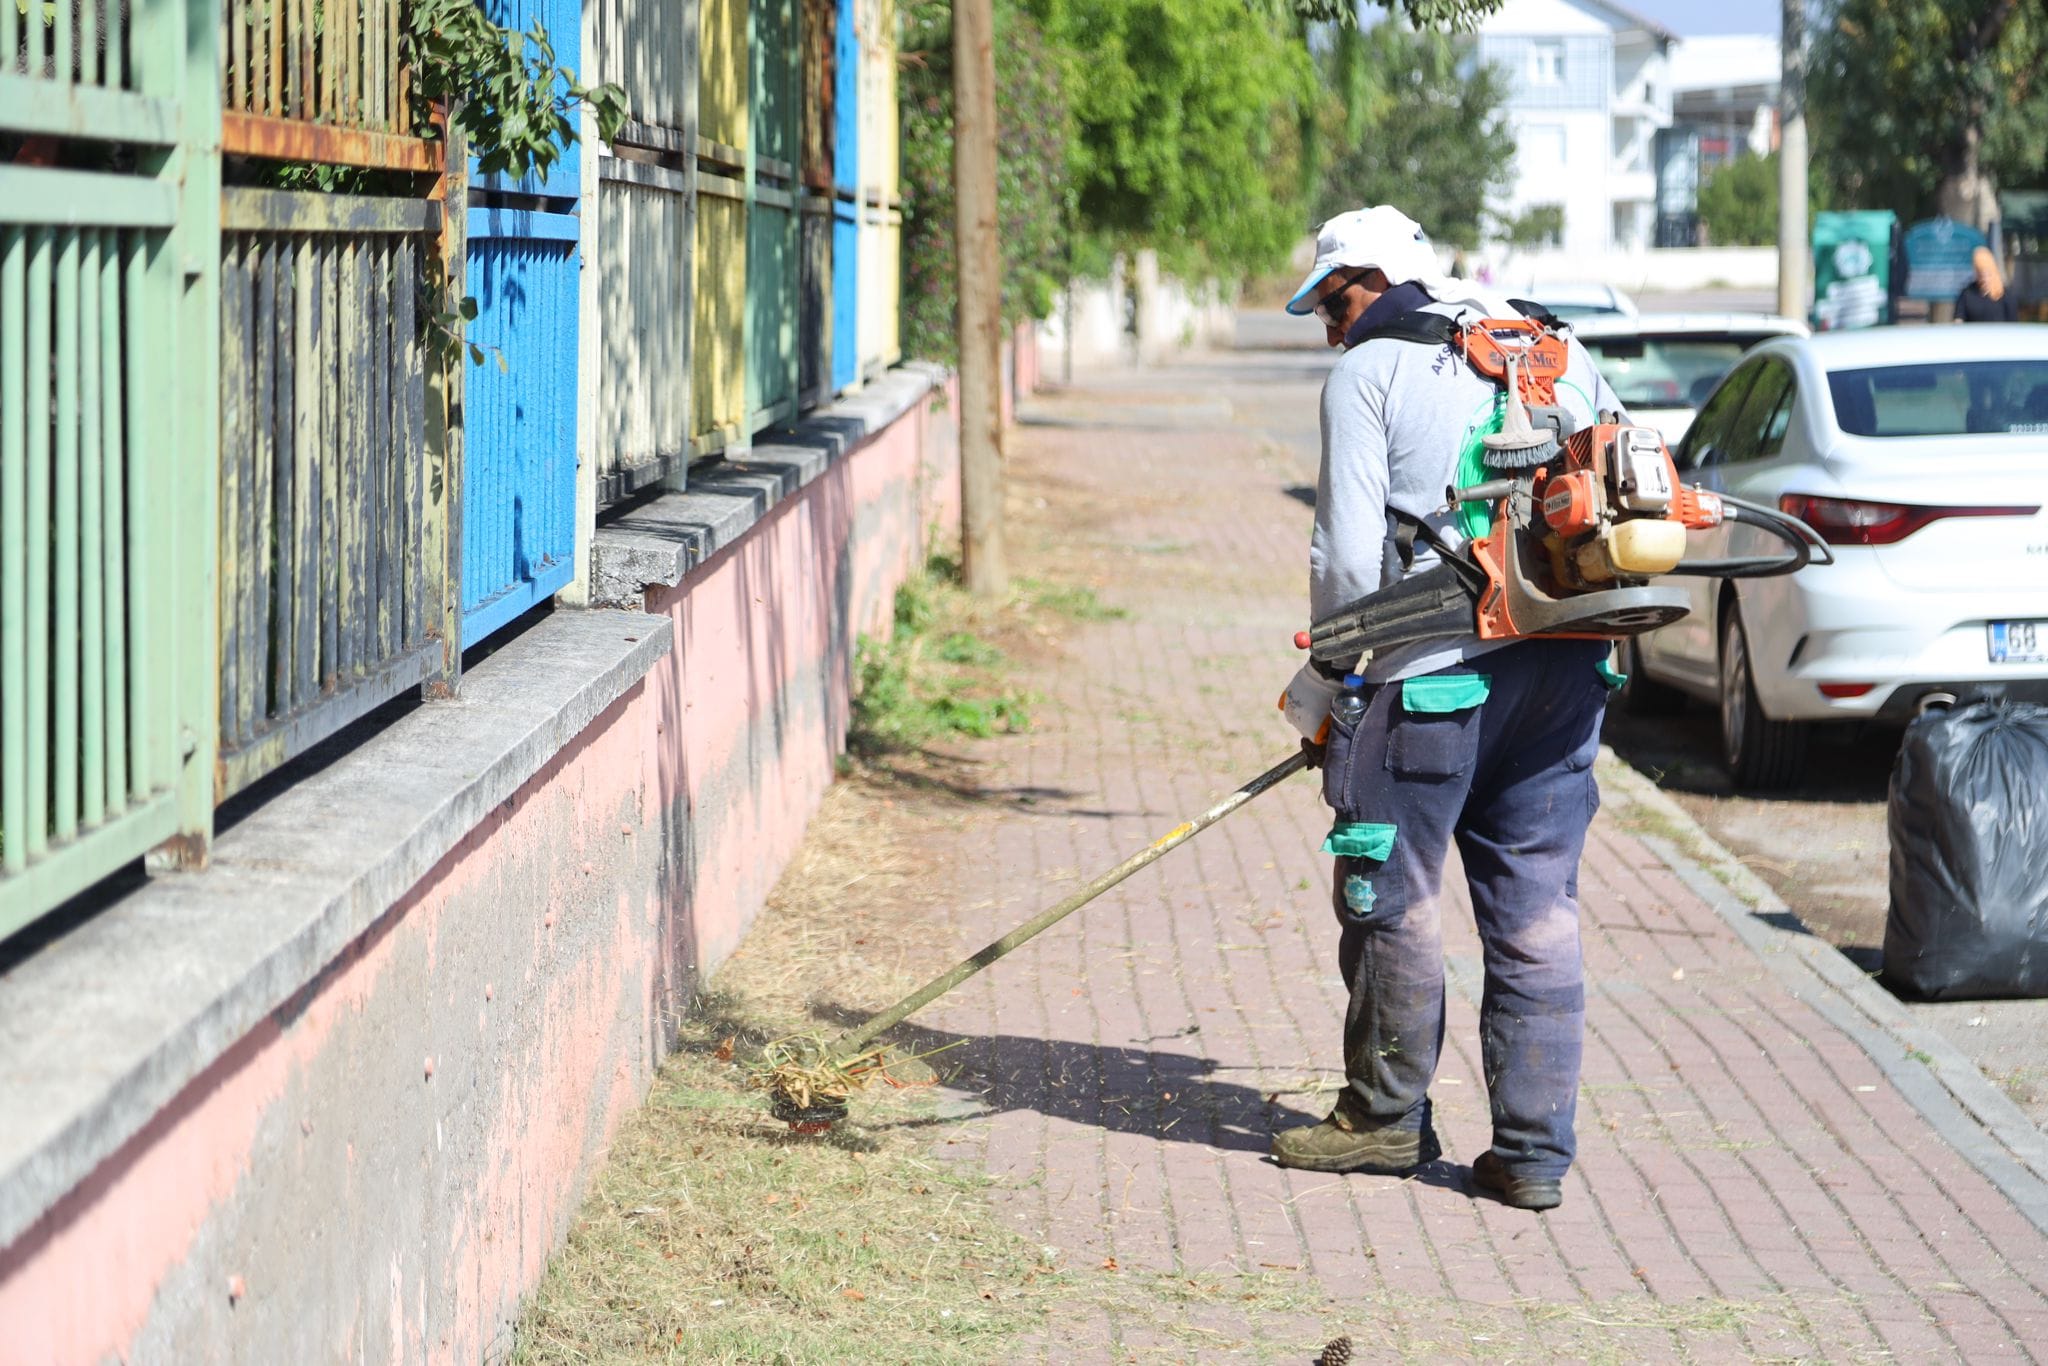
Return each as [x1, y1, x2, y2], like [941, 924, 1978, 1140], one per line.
[1812, 210, 1897, 331]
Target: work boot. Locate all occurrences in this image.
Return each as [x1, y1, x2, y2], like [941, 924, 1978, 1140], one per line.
[1271, 1098, 1441, 1174]
[1471, 1150, 1563, 1211]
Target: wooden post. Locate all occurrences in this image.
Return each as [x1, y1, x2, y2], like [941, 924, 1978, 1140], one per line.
[1777, 0, 1807, 323]
[953, 0, 1004, 596]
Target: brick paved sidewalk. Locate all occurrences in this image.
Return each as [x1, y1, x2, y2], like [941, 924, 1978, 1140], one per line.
[909, 345, 2048, 1362]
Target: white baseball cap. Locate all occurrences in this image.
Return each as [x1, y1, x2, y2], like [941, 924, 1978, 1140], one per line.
[1285, 205, 1437, 316]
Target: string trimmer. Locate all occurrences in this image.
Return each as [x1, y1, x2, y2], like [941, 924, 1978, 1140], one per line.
[755, 750, 1311, 1131]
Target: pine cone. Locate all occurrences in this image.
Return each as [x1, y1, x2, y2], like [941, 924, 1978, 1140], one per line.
[1315, 1336, 1354, 1366]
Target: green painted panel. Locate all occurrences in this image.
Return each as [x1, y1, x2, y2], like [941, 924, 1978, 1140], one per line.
[1, 225, 24, 876]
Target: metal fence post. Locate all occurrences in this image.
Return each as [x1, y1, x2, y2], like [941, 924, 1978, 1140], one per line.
[426, 116, 468, 697]
[157, 0, 225, 869]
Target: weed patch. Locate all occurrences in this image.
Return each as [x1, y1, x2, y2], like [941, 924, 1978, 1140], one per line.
[848, 556, 1033, 757]
[1018, 575, 1126, 622]
[845, 558, 1129, 758]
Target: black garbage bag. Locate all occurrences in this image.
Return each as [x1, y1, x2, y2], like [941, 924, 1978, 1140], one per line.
[1885, 699, 2048, 1000]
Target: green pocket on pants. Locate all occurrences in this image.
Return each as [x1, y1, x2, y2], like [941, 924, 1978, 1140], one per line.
[1400, 674, 1491, 714]
[1321, 822, 1397, 862]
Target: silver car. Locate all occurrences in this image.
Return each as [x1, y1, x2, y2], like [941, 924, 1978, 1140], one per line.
[1617, 325, 2048, 789]
[1574, 312, 1809, 446]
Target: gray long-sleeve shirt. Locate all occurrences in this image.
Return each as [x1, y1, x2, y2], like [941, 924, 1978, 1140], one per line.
[1310, 302, 1624, 683]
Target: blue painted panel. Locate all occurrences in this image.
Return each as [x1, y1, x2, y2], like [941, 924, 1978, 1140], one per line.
[833, 0, 858, 194]
[470, 0, 583, 201]
[461, 212, 580, 645]
[831, 201, 859, 393]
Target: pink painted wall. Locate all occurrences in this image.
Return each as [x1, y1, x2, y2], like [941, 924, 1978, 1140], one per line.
[0, 386, 956, 1364]
[647, 386, 944, 973]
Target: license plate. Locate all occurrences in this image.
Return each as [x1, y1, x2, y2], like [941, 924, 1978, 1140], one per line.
[1989, 620, 2048, 663]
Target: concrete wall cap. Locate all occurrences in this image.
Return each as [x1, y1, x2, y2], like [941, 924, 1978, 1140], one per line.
[0, 612, 673, 1250]
[591, 365, 938, 606]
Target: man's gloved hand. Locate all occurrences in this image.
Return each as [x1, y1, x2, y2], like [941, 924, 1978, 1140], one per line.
[1300, 736, 1325, 771]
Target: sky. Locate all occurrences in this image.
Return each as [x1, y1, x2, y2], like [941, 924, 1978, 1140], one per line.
[1619, 0, 1779, 38]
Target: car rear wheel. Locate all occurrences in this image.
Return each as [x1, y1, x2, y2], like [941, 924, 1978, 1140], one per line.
[1719, 608, 1808, 790]
[1612, 636, 1686, 716]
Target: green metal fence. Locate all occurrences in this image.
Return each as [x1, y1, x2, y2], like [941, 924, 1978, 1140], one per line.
[745, 0, 800, 431]
[0, 0, 220, 933]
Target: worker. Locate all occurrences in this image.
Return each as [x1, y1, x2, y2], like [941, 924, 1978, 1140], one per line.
[1273, 206, 1625, 1212]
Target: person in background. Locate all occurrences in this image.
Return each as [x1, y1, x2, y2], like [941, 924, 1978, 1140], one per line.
[1956, 246, 2018, 323]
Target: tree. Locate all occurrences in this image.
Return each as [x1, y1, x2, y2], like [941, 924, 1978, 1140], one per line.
[1693, 151, 1833, 246]
[1310, 21, 1514, 247]
[1499, 203, 1563, 248]
[898, 0, 1071, 364]
[1020, 0, 1319, 277]
[1809, 0, 2048, 226]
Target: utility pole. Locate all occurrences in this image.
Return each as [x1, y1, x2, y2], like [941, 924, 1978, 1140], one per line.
[954, 0, 1006, 596]
[1777, 0, 1808, 322]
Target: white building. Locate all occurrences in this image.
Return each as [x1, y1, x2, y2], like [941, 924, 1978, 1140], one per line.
[1473, 0, 1676, 254]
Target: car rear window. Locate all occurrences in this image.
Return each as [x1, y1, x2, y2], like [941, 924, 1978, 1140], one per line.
[1579, 333, 1780, 410]
[1828, 360, 2048, 436]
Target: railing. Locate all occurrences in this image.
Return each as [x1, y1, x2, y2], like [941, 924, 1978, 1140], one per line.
[745, 0, 799, 432]
[215, 192, 451, 793]
[693, 0, 748, 455]
[830, 0, 860, 395]
[213, 0, 458, 795]
[220, 0, 438, 169]
[460, 0, 580, 645]
[4, 0, 912, 939]
[589, 0, 698, 504]
[797, 0, 834, 407]
[1, 0, 217, 933]
[856, 0, 898, 379]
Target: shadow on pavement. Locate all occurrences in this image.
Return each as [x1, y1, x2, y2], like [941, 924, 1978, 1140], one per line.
[848, 752, 1149, 822]
[806, 1003, 1490, 1198]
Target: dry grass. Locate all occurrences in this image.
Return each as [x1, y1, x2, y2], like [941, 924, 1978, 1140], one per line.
[508, 764, 1077, 1365]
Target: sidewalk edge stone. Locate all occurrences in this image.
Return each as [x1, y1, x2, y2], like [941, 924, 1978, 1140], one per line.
[1596, 747, 2048, 1234]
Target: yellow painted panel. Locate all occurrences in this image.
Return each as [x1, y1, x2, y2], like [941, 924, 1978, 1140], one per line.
[699, 0, 749, 150]
[693, 192, 748, 444]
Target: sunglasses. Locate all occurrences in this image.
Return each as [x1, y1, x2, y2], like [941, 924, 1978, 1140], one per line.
[1312, 270, 1370, 326]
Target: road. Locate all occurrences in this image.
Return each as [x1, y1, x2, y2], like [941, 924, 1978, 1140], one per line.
[1229, 302, 2048, 1133]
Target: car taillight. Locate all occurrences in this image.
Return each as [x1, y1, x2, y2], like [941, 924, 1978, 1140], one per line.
[1777, 494, 2040, 546]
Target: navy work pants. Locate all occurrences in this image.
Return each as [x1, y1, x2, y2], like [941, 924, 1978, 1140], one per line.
[1320, 638, 1609, 1179]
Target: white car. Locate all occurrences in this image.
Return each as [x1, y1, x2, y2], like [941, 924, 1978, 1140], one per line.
[1525, 283, 1638, 321]
[1618, 325, 2048, 789]
[1574, 313, 1809, 445]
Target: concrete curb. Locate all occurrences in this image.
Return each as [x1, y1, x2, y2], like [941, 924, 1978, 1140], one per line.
[1596, 746, 2048, 1235]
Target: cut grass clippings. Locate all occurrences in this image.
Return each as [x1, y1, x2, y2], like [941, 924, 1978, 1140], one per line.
[509, 765, 1070, 1365]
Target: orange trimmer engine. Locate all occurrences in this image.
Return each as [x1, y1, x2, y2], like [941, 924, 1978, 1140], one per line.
[1466, 419, 1724, 642]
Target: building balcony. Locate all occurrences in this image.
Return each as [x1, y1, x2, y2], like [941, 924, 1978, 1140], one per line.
[1609, 168, 1657, 203]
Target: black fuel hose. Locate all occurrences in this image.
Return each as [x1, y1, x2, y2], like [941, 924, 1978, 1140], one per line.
[1665, 493, 1834, 578]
